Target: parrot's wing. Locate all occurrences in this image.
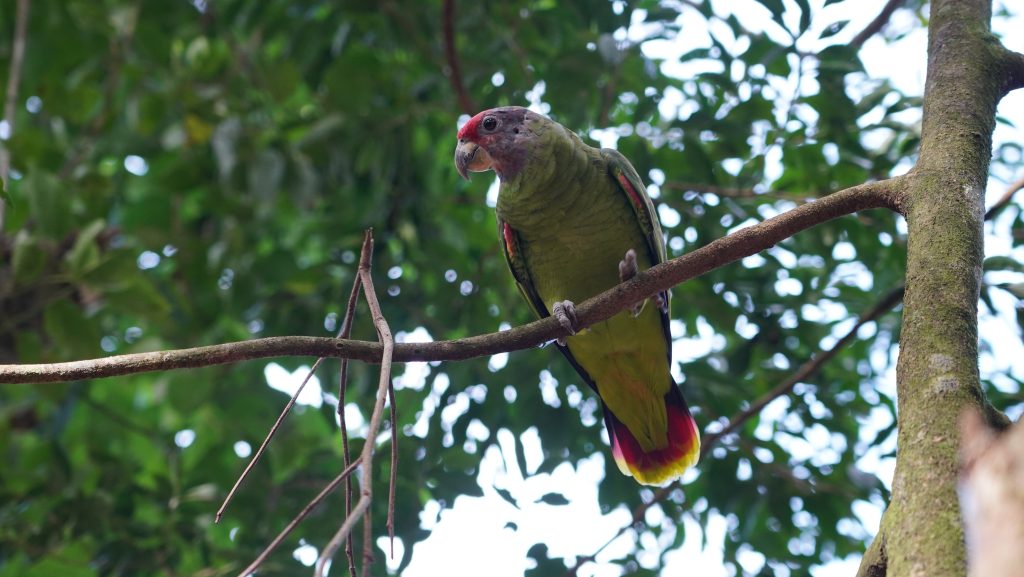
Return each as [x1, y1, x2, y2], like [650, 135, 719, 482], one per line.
[497, 217, 600, 390]
[497, 218, 549, 319]
[602, 148, 673, 362]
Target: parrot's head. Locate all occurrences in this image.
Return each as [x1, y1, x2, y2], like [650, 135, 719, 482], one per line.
[454, 106, 538, 181]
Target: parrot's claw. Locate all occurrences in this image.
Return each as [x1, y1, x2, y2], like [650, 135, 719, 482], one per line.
[619, 248, 669, 316]
[552, 300, 578, 346]
[654, 290, 669, 314]
[618, 248, 639, 283]
[619, 249, 645, 317]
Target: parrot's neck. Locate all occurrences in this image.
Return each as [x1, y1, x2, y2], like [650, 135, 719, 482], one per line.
[495, 132, 601, 235]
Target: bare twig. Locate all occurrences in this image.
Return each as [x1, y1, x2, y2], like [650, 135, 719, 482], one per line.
[565, 284, 906, 576]
[337, 275, 362, 577]
[984, 175, 1024, 220]
[387, 381, 398, 556]
[850, 0, 905, 49]
[235, 460, 360, 577]
[316, 230, 397, 576]
[0, 0, 30, 232]
[215, 356, 327, 523]
[0, 177, 906, 385]
[442, 0, 477, 115]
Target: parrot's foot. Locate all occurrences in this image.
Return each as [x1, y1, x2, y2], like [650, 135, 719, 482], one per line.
[619, 249, 645, 316]
[618, 248, 639, 283]
[619, 248, 669, 316]
[552, 300, 578, 346]
[653, 291, 668, 314]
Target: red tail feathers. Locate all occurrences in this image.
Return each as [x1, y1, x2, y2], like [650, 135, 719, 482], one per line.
[605, 383, 700, 485]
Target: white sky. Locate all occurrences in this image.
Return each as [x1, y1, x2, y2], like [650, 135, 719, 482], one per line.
[257, 1, 1024, 575]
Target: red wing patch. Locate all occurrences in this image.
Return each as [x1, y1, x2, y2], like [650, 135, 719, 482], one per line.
[617, 172, 646, 213]
[503, 222, 517, 259]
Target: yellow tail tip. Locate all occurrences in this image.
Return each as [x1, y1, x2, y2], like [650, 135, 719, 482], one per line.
[607, 389, 701, 486]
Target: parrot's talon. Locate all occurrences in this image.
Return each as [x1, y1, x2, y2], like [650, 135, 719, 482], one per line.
[618, 248, 639, 283]
[619, 248, 646, 316]
[552, 300, 579, 345]
[654, 291, 669, 313]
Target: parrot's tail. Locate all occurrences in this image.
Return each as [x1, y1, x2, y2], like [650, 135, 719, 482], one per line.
[605, 383, 700, 485]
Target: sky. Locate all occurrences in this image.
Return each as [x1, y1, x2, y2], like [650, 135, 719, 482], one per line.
[255, 1, 1024, 575]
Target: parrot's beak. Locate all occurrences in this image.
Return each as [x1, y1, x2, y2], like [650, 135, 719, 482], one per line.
[454, 140, 493, 180]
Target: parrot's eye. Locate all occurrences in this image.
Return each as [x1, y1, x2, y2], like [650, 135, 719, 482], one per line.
[481, 116, 499, 132]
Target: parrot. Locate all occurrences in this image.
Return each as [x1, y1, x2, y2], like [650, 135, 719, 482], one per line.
[454, 106, 700, 485]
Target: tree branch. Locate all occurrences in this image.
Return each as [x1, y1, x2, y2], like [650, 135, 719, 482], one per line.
[663, 181, 806, 199]
[850, 0, 905, 49]
[702, 285, 904, 449]
[442, 0, 476, 115]
[0, 178, 905, 384]
[999, 48, 1024, 97]
[856, 530, 887, 577]
[984, 175, 1024, 220]
[0, 0, 30, 232]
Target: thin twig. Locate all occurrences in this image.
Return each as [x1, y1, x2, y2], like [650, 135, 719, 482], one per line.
[387, 381, 398, 556]
[0, 0, 31, 232]
[0, 177, 906, 385]
[850, 0, 905, 49]
[984, 175, 1024, 220]
[234, 460, 360, 577]
[703, 285, 905, 448]
[442, 0, 477, 115]
[316, 230, 397, 576]
[564, 285, 905, 576]
[215, 356, 327, 523]
[337, 275, 362, 577]
[360, 505, 373, 577]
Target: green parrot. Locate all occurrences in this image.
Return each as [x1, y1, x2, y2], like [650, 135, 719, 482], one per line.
[454, 106, 700, 485]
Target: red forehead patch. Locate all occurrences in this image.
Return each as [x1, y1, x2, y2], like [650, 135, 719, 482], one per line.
[457, 110, 489, 141]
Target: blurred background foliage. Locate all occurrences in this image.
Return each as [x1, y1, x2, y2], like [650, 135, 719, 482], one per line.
[0, 0, 1022, 575]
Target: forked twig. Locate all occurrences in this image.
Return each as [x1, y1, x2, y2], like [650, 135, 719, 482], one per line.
[315, 229, 398, 576]
[229, 230, 400, 577]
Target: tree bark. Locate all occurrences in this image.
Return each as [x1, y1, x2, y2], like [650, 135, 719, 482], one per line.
[864, 0, 1008, 575]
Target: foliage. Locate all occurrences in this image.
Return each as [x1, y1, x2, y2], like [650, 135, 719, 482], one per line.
[0, 0, 1021, 576]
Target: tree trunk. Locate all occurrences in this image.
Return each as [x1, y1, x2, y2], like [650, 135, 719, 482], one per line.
[861, 0, 1008, 575]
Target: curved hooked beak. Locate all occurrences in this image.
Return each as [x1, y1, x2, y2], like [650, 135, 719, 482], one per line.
[454, 140, 494, 180]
